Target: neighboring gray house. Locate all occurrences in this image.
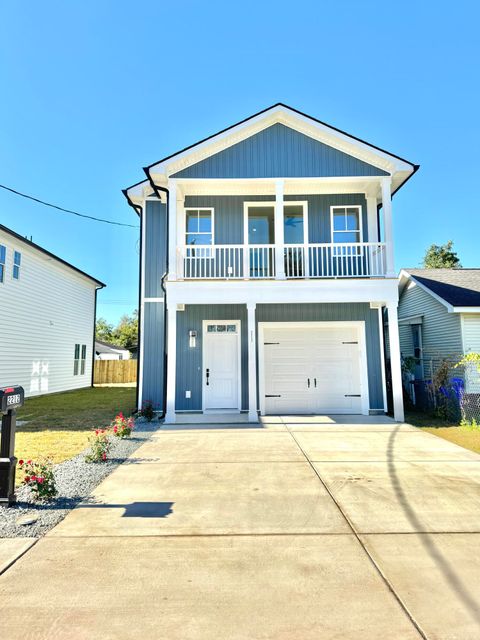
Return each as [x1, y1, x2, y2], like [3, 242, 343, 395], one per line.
[123, 104, 418, 422]
[95, 340, 131, 360]
[398, 269, 480, 393]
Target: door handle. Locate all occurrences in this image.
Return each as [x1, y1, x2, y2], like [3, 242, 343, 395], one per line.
[307, 378, 310, 388]
[206, 368, 210, 386]
[314, 378, 317, 388]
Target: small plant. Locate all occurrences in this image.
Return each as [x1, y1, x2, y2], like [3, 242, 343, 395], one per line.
[19, 458, 57, 501]
[85, 429, 111, 463]
[139, 400, 155, 422]
[460, 418, 480, 431]
[111, 412, 135, 438]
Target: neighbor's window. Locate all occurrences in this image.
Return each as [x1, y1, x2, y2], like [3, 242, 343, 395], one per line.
[74, 344, 80, 375]
[80, 344, 87, 375]
[13, 251, 21, 279]
[0, 245, 5, 283]
[185, 209, 213, 245]
[331, 206, 362, 244]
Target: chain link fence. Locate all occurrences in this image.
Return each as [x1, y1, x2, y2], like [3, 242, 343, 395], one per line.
[401, 355, 480, 424]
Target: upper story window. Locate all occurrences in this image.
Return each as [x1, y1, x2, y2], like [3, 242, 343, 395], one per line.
[13, 251, 21, 279]
[331, 206, 363, 245]
[185, 208, 213, 245]
[0, 245, 5, 283]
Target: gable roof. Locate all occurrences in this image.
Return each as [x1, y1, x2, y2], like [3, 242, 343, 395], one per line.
[0, 223, 105, 288]
[124, 103, 419, 205]
[95, 339, 130, 354]
[400, 269, 480, 311]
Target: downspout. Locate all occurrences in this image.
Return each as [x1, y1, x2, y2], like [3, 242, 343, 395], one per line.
[142, 170, 170, 421]
[91, 284, 105, 389]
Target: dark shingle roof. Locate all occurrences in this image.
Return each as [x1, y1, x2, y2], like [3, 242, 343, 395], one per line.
[95, 340, 130, 353]
[405, 269, 480, 307]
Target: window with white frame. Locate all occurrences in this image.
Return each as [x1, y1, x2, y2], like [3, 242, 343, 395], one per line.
[13, 250, 21, 279]
[185, 209, 213, 246]
[74, 344, 87, 376]
[0, 245, 5, 283]
[331, 206, 362, 256]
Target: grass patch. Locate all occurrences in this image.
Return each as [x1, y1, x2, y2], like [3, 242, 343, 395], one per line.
[13, 387, 137, 483]
[406, 410, 480, 455]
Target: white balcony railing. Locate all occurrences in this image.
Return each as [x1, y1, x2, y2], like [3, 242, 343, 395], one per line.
[180, 242, 386, 280]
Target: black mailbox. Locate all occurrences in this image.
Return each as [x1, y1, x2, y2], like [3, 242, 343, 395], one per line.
[0, 386, 25, 413]
[0, 385, 24, 505]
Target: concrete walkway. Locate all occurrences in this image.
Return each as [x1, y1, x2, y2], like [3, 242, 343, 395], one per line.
[1, 416, 480, 639]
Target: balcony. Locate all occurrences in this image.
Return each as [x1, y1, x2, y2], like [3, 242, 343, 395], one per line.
[180, 242, 387, 280]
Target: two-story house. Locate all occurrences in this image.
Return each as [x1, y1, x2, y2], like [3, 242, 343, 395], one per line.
[124, 104, 418, 423]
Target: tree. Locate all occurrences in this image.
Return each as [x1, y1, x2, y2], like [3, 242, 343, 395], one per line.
[422, 240, 461, 269]
[95, 317, 114, 342]
[112, 310, 138, 348]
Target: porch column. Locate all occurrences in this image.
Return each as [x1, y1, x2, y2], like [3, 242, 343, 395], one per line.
[366, 195, 378, 243]
[387, 301, 405, 422]
[247, 302, 258, 422]
[164, 304, 177, 423]
[176, 187, 185, 279]
[274, 179, 285, 279]
[168, 179, 177, 281]
[381, 177, 395, 277]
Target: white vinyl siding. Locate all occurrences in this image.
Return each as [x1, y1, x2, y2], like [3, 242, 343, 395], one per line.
[398, 281, 463, 361]
[0, 229, 97, 397]
[461, 314, 480, 392]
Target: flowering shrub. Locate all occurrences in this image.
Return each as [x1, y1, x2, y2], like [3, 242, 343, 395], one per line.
[111, 412, 135, 438]
[85, 429, 111, 463]
[139, 400, 155, 422]
[19, 458, 57, 500]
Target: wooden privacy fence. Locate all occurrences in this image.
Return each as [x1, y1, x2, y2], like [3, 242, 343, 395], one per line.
[94, 359, 137, 384]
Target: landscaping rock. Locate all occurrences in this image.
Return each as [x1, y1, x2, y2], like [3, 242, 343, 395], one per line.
[0, 418, 159, 538]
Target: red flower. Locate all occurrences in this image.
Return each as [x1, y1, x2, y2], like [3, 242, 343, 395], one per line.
[27, 460, 32, 465]
[18, 459, 24, 466]
[95, 430, 99, 436]
[102, 452, 106, 461]
[37, 477, 44, 484]
[30, 475, 36, 482]
[113, 426, 118, 433]
[24, 475, 30, 483]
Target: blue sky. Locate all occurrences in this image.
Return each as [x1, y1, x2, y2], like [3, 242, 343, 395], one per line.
[1, 1, 478, 324]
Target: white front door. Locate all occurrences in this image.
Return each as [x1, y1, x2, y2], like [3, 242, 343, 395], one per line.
[203, 321, 241, 411]
[261, 323, 366, 415]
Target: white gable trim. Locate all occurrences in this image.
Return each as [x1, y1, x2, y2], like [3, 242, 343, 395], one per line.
[148, 106, 414, 180]
[399, 270, 454, 312]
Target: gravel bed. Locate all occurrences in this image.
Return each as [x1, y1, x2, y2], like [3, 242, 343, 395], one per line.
[0, 418, 160, 539]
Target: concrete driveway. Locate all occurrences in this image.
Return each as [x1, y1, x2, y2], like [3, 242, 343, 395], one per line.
[1, 416, 480, 639]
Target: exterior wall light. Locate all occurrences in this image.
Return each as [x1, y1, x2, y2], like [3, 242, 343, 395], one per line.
[189, 330, 197, 348]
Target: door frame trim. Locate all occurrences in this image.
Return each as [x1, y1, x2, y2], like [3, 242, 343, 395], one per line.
[258, 321, 370, 416]
[202, 319, 242, 412]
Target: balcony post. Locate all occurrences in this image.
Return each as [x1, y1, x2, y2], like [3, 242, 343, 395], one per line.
[168, 179, 177, 281]
[176, 187, 185, 279]
[381, 177, 395, 277]
[274, 179, 285, 279]
[387, 301, 405, 422]
[247, 302, 258, 422]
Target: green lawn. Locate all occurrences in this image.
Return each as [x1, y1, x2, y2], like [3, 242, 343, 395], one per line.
[406, 410, 480, 455]
[13, 387, 137, 483]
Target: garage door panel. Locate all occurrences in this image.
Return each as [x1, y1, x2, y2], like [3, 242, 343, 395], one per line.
[262, 325, 364, 415]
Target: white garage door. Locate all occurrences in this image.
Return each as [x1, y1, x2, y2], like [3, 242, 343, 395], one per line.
[261, 324, 365, 415]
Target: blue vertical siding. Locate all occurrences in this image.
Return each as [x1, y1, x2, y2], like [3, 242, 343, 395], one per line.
[175, 305, 248, 411]
[174, 302, 384, 412]
[173, 124, 389, 179]
[185, 193, 369, 245]
[141, 200, 167, 409]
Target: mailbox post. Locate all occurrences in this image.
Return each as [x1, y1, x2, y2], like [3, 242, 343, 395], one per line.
[0, 386, 24, 505]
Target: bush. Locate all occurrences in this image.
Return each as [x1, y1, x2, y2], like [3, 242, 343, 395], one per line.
[139, 400, 155, 422]
[19, 458, 57, 501]
[85, 429, 111, 463]
[111, 412, 135, 438]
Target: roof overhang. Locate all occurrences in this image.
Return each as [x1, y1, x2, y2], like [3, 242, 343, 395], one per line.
[399, 270, 480, 314]
[124, 103, 418, 211]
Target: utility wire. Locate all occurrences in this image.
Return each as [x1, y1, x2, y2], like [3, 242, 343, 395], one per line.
[0, 183, 139, 229]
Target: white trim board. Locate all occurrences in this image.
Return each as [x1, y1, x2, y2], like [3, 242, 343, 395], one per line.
[257, 321, 370, 417]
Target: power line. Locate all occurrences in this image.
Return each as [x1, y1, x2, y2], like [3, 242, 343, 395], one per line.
[0, 183, 139, 229]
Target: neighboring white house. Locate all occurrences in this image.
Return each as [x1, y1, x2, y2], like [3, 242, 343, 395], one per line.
[0, 223, 105, 397]
[95, 340, 131, 360]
